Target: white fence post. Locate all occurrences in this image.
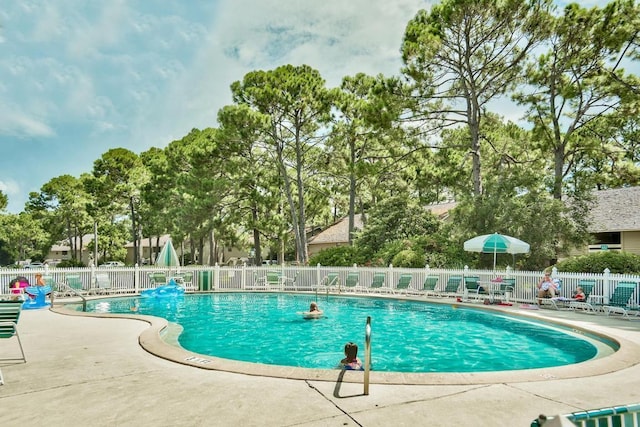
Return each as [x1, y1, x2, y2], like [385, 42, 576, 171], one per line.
[603, 268, 611, 304]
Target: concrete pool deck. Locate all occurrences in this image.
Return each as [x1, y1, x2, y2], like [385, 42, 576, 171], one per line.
[1, 297, 640, 426]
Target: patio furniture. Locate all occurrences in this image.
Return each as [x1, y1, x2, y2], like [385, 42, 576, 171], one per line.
[254, 270, 293, 291]
[317, 272, 339, 291]
[443, 276, 463, 298]
[367, 272, 392, 294]
[463, 276, 485, 302]
[568, 279, 598, 313]
[93, 273, 113, 295]
[605, 281, 639, 319]
[421, 275, 440, 297]
[149, 272, 168, 287]
[489, 278, 515, 303]
[0, 301, 26, 385]
[172, 272, 195, 292]
[343, 272, 360, 292]
[394, 274, 413, 295]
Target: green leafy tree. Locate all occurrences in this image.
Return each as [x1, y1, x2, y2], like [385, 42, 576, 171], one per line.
[26, 174, 92, 261]
[354, 195, 440, 263]
[402, 0, 551, 198]
[87, 148, 148, 265]
[230, 64, 335, 264]
[515, 0, 640, 200]
[217, 103, 285, 265]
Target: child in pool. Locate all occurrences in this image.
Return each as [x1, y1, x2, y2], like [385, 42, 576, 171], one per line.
[340, 342, 363, 370]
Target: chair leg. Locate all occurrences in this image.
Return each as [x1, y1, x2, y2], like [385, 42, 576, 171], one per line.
[15, 328, 26, 363]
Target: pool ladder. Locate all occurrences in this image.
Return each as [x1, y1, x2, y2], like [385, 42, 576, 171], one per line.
[364, 316, 371, 395]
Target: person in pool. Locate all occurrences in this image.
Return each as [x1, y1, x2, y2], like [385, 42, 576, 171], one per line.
[340, 342, 363, 370]
[302, 302, 323, 318]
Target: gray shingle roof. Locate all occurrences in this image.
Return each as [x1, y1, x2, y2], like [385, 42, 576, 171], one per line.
[588, 187, 640, 232]
[308, 214, 364, 245]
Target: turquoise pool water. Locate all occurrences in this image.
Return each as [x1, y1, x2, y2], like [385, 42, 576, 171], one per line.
[85, 293, 608, 373]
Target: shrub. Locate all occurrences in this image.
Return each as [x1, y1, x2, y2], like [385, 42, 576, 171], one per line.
[555, 251, 640, 274]
[56, 259, 86, 268]
[391, 249, 425, 268]
[309, 245, 363, 267]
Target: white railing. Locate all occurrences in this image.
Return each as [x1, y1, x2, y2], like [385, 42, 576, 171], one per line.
[1, 264, 638, 306]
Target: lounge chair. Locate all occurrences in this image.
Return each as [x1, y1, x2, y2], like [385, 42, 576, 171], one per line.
[568, 279, 597, 312]
[149, 272, 168, 287]
[421, 275, 440, 297]
[562, 402, 640, 426]
[317, 272, 339, 292]
[343, 272, 360, 292]
[394, 274, 413, 295]
[489, 278, 516, 302]
[0, 301, 27, 385]
[172, 272, 195, 292]
[93, 273, 113, 295]
[463, 276, 485, 302]
[443, 276, 463, 298]
[65, 274, 87, 296]
[255, 270, 292, 291]
[605, 281, 639, 319]
[367, 272, 392, 294]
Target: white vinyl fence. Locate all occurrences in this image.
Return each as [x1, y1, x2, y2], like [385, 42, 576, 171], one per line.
[1, 264, 639, 306]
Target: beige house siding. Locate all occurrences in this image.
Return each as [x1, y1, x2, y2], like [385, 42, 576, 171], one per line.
[126, 235, 249, 265]
[560, 187, 640, 260]
[622, 231, 640, 255]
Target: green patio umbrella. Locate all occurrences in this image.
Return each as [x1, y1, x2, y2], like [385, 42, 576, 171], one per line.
[155, 238, 180, 267]
[463, 232, 530, 269]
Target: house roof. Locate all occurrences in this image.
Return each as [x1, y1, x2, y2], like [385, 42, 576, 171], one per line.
[125, 234, 173, 248]
[427, 201, 458, 219]
[50, 234, 95, 251]
[308, 214, 364, 245]
[588, 187, 640, 232]
[308, 201, 459, 246]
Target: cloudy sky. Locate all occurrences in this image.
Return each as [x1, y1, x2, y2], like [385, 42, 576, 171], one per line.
[0, 0, 603, 213]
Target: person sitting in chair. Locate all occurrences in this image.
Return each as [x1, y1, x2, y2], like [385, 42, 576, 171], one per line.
[537, 272, 557, 304]
[572, 286, 586, 302]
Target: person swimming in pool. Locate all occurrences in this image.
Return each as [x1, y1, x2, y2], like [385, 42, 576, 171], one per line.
[340, 342, 363, 370]
[302, 302, 323, 319]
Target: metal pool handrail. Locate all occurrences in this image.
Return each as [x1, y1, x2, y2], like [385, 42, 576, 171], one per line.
[364, 316, 371, 395]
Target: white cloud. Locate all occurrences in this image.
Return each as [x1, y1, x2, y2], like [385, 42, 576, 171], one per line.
[0, 179, 20, 199]
[0, 105, 55, 137]
[2, 0, 438, 213]
[128, 0, 433, 150]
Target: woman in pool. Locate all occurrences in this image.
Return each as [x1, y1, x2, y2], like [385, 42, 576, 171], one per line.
[300, 302, 323, 319]
[340, 342, 363, 370]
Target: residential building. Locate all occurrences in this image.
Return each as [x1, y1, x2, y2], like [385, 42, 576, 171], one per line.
[584, 187, 640, 255]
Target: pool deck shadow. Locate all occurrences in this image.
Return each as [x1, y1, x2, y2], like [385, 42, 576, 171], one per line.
[1, 295, 640, 426]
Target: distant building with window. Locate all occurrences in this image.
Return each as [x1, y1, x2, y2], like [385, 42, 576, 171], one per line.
[584, 187, 640, 255]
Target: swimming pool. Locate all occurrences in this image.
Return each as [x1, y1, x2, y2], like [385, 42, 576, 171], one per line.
[85, 293, 613, 373]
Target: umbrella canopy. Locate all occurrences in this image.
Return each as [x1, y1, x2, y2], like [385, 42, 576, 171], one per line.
[463, 233, 530, 269]
[155, 238, 180, 267]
